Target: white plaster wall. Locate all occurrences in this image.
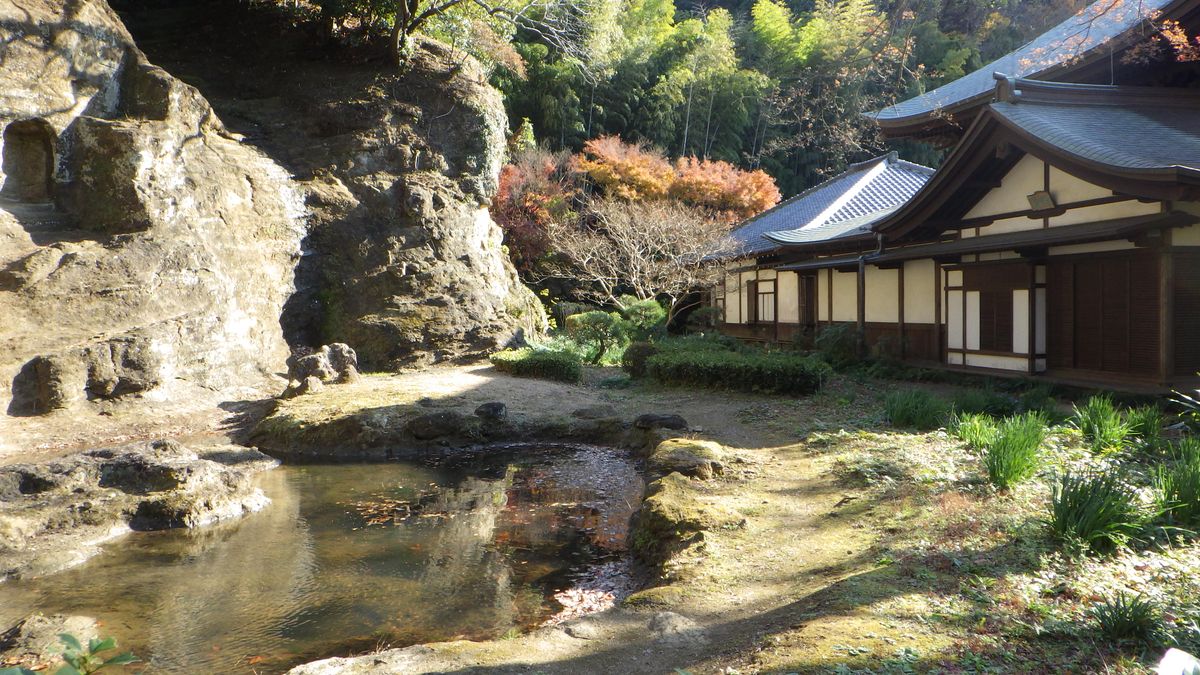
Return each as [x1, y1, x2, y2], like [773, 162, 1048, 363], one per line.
[965, 354, 1028, 371]
[1049, 166, 1111, 203]
[947, 289, 963, 349]
[948, 352, 964, 365]
[1172, 218, 1200, 245]
[865, 267, 899, 323]
[947, 270, 963, 287]
[904, 259, 936, 324]
[965, 291, 980, 350]
[1035, 287, 1046, 354]
[965, 155, 1044, 219]
[758, 268, 777, 280]
[832, 270, 857, 322]
[1049, 200, 1159, 227]
[778, 271, 799, 323]
[1013, 289, 1029, 355]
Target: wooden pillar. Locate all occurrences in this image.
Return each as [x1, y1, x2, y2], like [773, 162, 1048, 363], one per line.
[1161, 234, 1175, 385]
[826, 268, 833, 327]
[1027, 263, 1037, 374]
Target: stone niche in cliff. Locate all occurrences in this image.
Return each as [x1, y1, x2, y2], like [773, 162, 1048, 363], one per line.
[0, 0, 305, 417]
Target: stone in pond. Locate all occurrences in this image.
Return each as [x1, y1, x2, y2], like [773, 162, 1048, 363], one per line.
[647, 438, 725, 480]
[634, 413, 688, 430]
[0, 613, 99, 669]
[407, 411, 466, 440]
[474, 402, 507, 420]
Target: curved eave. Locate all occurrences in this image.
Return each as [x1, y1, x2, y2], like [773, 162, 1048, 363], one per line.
[872, 108, 1200, 243]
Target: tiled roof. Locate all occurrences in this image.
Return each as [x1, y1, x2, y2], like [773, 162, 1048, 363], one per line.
[872, 0, 1180, 128]
[990, 80, 1200, 173]
[764, 206, 900, 245]
[727, 154, 933, 255]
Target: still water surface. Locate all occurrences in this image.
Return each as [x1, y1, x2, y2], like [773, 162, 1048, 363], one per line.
[1, 445, 643, 673]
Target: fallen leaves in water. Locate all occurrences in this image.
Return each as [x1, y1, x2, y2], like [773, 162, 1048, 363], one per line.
[543, 560, 638, 626]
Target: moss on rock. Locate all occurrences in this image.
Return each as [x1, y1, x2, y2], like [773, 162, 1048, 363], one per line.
[647, 438, 726, 479]
[631, 472, 745, 572]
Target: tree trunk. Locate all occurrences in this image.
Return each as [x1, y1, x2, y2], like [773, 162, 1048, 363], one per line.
[389, 21, 407, 65]
[681, 80, 694, 156]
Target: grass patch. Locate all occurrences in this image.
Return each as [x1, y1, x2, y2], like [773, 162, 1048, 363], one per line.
[1071, 395, 1132, 455]
[983, 412, 1046, 491]
[948, 412, 998, 449]
[884, 390, 948, 431]
[1049, 470, 1144, 555]
[1154, 451, 1200, 529]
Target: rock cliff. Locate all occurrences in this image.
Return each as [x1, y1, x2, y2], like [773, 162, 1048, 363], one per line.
[0, 0, 543, 432]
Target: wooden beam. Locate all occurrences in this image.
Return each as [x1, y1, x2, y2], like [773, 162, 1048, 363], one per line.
[1028, 263, 1037, 374]
[1161, 233, 1175, 384]
[857, 258, 866, 357]
[935, 261, 943, 364]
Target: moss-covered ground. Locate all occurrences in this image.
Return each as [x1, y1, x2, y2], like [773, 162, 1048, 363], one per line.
[261, 363, 1199, 673]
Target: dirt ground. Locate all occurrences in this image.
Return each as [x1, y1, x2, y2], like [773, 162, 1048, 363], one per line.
[7, 363, 1190, 673]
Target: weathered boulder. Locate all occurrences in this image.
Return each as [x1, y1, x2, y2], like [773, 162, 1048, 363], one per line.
[631, 472, 744, 571]
[635, 414, 689, 431]
[0, 613, 99, 672]
[407, 411, 467, 440]
[119, 12, 546, 369]
[474, 402, 507, 421]
[0, 439, 277, 580]
[647, 439, 726, 480]
[0, 0, 305, 421]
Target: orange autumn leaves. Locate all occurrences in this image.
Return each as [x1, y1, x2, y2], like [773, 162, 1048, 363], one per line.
[575, 135, 781, 222]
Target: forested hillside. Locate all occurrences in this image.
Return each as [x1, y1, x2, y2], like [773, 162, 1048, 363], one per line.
[307, 0, 1083, 195]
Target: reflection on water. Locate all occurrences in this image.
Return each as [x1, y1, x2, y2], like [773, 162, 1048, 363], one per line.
[0, 445, 643, 674]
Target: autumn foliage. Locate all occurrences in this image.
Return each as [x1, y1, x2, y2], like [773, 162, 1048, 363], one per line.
[576, 136, 675, 201]
[669, 157, 782, 220]
[575, 135, 781, 221]
[493, 148, 578, 273]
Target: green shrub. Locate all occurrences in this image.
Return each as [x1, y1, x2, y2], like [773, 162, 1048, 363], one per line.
[565, 311, 627, 364]
[490, 348, 583, 383]
[949, 411, 999, 448]
[644, 349, 831, 395]
[621, 341, 660, 378]
[1072, 395, 1132, 454]
[685, 306, 722, 332]
[619, 297, 667, 341]
[884, 390, 949, 431]
[1088, 592, 1165, 645]
[952, 389, 1019, 417]
[983, 412, 1047, 490]
[1049, 470, 1144, 555]
[814, 323, 859, 369]
[1154, 451, 1200, 529]
[1125, 405, 1165, 451]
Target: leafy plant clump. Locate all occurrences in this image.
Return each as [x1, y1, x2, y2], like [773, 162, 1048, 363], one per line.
[1125, 404, 1165, 452]
[1154, 444, 1200, 529]
[1049, 470, 1144, 555]
[1071, 395, 1132, 455]
[884, 390, 948, 431]
[983, 412, 1047, 491]
[644, 349, 831, 395]
[490, 348, 583, 383]
[0, 634, 140, 675]
[813, 323, 859, 370]
[948, 411, 998, 448]
[1087, 592, 1166, 645]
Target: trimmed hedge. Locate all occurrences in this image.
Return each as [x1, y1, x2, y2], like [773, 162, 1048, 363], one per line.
[490, 348, 583, 383]
[645, 349, 831, 395]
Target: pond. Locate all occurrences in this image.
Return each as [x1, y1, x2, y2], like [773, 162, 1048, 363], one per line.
[0, 445, 644, 673]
